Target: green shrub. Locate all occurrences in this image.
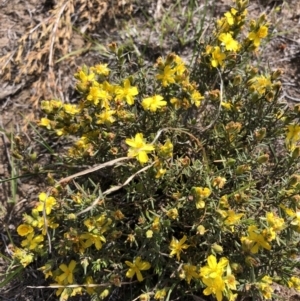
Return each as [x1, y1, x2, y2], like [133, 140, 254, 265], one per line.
[10, 1, 300, 300]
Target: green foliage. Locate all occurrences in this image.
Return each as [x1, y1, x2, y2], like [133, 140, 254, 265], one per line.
[9, 1, 300, 300]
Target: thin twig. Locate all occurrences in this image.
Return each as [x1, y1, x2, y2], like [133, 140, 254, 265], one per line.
[283, 91, 300, 102]
[58, 156, 130, 184]
[76, 162, 155, 217]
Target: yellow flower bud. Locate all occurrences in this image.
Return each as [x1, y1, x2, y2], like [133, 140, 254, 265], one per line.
[233, 75, 242, 86]
[271, 69, 283, 80]
[257, 154, 269, 164]
[100, 289, 110, 300]
[67, 214, 76, 220]
[197, 225, 206, 235]
[231, 262, 243, 274]
[211, 243, 223, 254]
[235, 164, 251, 175]
[245, 256, 259, 267]
[166, 208, 179, 220]
[146, 230, 153, 238]
[139, 294, 150, 301]
[226, 158, 236, 166]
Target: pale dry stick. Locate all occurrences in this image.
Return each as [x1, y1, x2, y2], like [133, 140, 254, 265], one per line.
[59, 127, 205, 217]
[76, 162, 155, 217]
[154, 0, 162, 20]
[48, 1, 69, 70]
[28, 17, 51, 35]
[42, 190, 53, 254]
[27, 281, 137, 289]
[27, 284, 110, 289]
[282, 91, 300, 102]
[58, 156, 131, 184]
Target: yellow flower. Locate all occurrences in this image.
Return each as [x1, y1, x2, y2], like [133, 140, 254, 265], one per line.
[159, 139, 173, 157]
[190, 90, 204, 107]
[290, 211, 300, 232]
[74, 69, 95, 92]
[266, 212, 285, 232]
[156, 65, 176, 87]
[200, 255, 228, 279]
[224, 8, 237, 25]
[174, 55, 186, 75]
[155, 168, 167, 179]
[154, 288, 167, 300]
[194, 187, 211, 198]
[50, 99, 63, 109]
[70, 287, 82, 297]
[80, 232, 106, 250]
[262, 227, 276, 242]
[181, 264, 199, 284]
[63, 104, 80, 115]
[115, 78, 138, 105]
[256, 275, 273, 300]
[286, 124, 300, 151]
[57, 260, 77, 284]
[166, 208, 178, 220]
[169, 235, 189, 261]
[75, 69, 95, 83]
[151, 217, 160, 232]
[241, 225, 271, 253]
[125, 133, 155, 164]
[87, 84, 102, 105]
[39, 118, 51, 129]
[21, 232, 44, 250]
[225, 274, 238, 290]
[218, 33, 239, 52]
[38, 263, 53, 279]
[125, 257, 151, 282]
[248, 75, 272, 94]
[288, 276, 300, 291]
[217, 17, 230, 33]
[202, 275, 225, 301]
[170, 97, 182, 110]
[223, 210, 244, 228]
[91, 63, 110, 76]
[248, 25, 268, 47]
[95, 109, 116, 124]
[17, 224, 34, 236]
[219, 195, 229, 208]
[211, 46, 226, 68]
[36, 192, 57, 215]
[12, 248, 34, 267]
[193, 187, 211, 209]
[212, 176, 226, 189]
[141, 95, 167, 112]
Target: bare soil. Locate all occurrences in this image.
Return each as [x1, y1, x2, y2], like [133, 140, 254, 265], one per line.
[1, 0, 300, 300]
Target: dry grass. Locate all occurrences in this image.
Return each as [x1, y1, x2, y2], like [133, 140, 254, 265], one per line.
[0, 0, 133, 108]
